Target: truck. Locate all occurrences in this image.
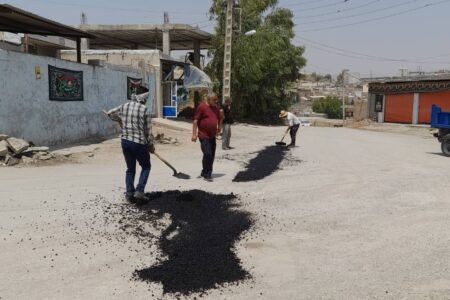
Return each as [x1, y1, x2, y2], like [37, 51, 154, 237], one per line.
[431, 104, 450, 156]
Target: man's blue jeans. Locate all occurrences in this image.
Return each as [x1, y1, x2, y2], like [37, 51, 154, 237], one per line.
[199, 138, 216, 178]
[121, 139, 151, 194]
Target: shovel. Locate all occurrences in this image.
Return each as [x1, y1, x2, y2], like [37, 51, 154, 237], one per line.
[275, 133, 287, 146]
[153, 152, 190, 179]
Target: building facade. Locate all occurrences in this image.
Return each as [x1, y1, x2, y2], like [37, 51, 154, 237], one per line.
[368, 78, 450, 124]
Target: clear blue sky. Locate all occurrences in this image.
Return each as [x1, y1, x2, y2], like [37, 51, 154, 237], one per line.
[5, 0, 450, 77]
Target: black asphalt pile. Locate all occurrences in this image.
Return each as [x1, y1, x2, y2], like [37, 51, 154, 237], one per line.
[127, 190, 253, 295]
[233, 145, 288, 182]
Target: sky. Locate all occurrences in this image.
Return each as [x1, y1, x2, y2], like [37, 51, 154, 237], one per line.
[4, 0, 450, 77]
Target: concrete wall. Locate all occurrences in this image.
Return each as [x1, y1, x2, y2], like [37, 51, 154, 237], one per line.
[60, 50, 162, 117]
[0, 49, 142, 146]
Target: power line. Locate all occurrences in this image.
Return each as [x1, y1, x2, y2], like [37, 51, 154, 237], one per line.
[296, 38, 450, 64]
[296, 36, 450, 62]
[282, 0, 336, 7]
[297, 0, 422, 25]
[297, 0, 450, 32]
[293, 0, 384, 20]
[287, 0, 353, 13]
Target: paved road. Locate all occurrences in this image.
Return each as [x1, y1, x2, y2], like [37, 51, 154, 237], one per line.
[1, 124, 450, 299]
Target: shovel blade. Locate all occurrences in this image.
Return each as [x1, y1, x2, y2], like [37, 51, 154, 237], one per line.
[174, 172, 191, 180]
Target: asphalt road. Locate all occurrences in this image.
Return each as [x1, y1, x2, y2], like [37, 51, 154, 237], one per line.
[1, 124, 450, 299]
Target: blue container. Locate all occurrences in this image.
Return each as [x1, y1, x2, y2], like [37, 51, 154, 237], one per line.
[431, 105, 450, 129]
[163, 106, 177, 118]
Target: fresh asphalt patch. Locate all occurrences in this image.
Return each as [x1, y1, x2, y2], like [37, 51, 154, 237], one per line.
[232, 145, 301, 182]
[130, 190, 253, 295]
[92, 190, 254, 296]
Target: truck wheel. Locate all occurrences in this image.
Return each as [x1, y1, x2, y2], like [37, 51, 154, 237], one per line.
[441, 134, 450, 156]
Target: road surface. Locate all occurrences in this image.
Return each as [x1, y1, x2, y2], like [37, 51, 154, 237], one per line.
[1, 124, 450, 299]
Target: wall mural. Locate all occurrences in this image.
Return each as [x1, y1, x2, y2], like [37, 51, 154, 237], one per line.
[48, 65, 83, 101]
[369, 80, 450, 94]
[127, 76, 143, 100]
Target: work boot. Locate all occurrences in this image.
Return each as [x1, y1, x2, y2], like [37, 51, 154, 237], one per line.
[203, 176, 213, 182]
[125, 192, 136, 204]
[133, 191, 149, 205]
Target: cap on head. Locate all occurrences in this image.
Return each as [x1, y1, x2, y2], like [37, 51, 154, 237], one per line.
[136, 92, 149, 104]
[279, 110, 288, 118]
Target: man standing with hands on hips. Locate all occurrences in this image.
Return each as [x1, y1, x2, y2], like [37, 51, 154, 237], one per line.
[192, 93, 222, 182]
[220, 96, 234, 150]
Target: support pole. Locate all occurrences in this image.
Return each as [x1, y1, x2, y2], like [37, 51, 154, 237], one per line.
[222, 0, 233, 103]
[76, 38, 81, 63]
[193, 40, 201, 68]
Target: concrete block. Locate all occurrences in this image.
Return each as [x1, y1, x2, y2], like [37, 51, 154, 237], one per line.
[0, 140, 9, 157]
[22, 146, 50, 154]
[21, 156, 34, 164]
[6, 137, 29, 154]
[0, 134, 8, 141]
[5, 154, 20, 166]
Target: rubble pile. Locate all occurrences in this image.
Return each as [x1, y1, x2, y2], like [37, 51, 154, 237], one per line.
[154, 133, 180, 145]
[0, 134, 52, 167]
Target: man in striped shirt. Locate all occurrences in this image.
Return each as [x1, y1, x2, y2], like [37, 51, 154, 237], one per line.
[105, 92, 154, 204]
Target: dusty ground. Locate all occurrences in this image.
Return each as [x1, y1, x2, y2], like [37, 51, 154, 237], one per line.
[1, 121, 450, 299]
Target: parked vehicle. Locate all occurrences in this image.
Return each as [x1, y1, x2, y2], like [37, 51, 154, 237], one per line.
[431, 105, 450, 156]
[300, 119, 311, 127]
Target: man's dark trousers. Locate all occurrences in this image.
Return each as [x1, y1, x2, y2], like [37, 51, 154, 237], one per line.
[121, 139, 151, 194]
[200, 138, 216, 178]
[289, 124, 300, 146]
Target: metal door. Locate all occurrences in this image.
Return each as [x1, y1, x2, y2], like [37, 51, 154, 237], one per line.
[162, 81, 177, 118]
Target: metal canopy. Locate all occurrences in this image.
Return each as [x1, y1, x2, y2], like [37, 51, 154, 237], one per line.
[80, 24, 212, 51]
[0, 4, 94, 39]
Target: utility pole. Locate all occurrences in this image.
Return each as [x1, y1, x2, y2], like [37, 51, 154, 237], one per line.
[222, 0, 234, 103]
[341, 69, 346, 122]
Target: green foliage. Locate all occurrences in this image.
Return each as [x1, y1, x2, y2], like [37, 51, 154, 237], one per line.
[206, 0, 306, 124]
[312, 96, 343, 119]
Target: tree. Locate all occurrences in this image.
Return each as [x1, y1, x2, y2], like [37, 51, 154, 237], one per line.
[324, 74, 332, 83]
[312, 96, 343, 119]
[206, 0, 306, 124]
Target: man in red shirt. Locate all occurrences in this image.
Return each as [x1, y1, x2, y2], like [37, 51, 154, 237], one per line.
[192, 93, 222, 182]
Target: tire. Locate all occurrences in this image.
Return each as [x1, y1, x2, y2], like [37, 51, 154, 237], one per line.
[441, 134, 450, 157]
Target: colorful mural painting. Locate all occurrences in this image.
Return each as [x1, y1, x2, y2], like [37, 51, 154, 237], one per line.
[127, 76, 143, 99]
[48, 65, 83, 101]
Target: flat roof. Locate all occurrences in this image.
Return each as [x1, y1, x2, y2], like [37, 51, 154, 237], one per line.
[362, 74, 450, 84]
[0, 4, 94, 39]
[80, 24, 212, 51]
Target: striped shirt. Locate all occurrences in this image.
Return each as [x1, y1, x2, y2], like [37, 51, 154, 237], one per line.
[107, 101, 153, 145]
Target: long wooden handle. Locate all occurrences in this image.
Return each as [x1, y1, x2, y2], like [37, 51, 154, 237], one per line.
[153, 152, 177, 174]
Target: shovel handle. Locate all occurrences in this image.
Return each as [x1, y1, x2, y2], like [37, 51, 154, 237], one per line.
[153, 151, 177, 175]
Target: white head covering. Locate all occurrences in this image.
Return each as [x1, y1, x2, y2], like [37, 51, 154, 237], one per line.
[135, 92, 149, 104]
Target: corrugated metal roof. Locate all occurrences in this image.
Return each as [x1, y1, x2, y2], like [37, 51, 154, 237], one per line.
[80, 24, 212, 51]
[0, 4, 94, 39]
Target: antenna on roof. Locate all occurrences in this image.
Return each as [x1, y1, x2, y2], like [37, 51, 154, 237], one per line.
[81, 12, 87, 25]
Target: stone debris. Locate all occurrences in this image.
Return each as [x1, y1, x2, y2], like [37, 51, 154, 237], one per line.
[6, 137, 30, 154]
[0, 134, 58, 167]
[5, 154, 20, 166]
[34, 152, 54, 161]
[0, 140, 8, 157]
[154, 133, 179, 145]
[22, 146, 50, 154]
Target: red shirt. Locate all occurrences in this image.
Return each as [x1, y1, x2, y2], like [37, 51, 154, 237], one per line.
[194, 103, 220, 139]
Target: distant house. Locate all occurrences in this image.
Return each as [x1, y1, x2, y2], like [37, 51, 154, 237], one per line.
[367, 76, 450, 124]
